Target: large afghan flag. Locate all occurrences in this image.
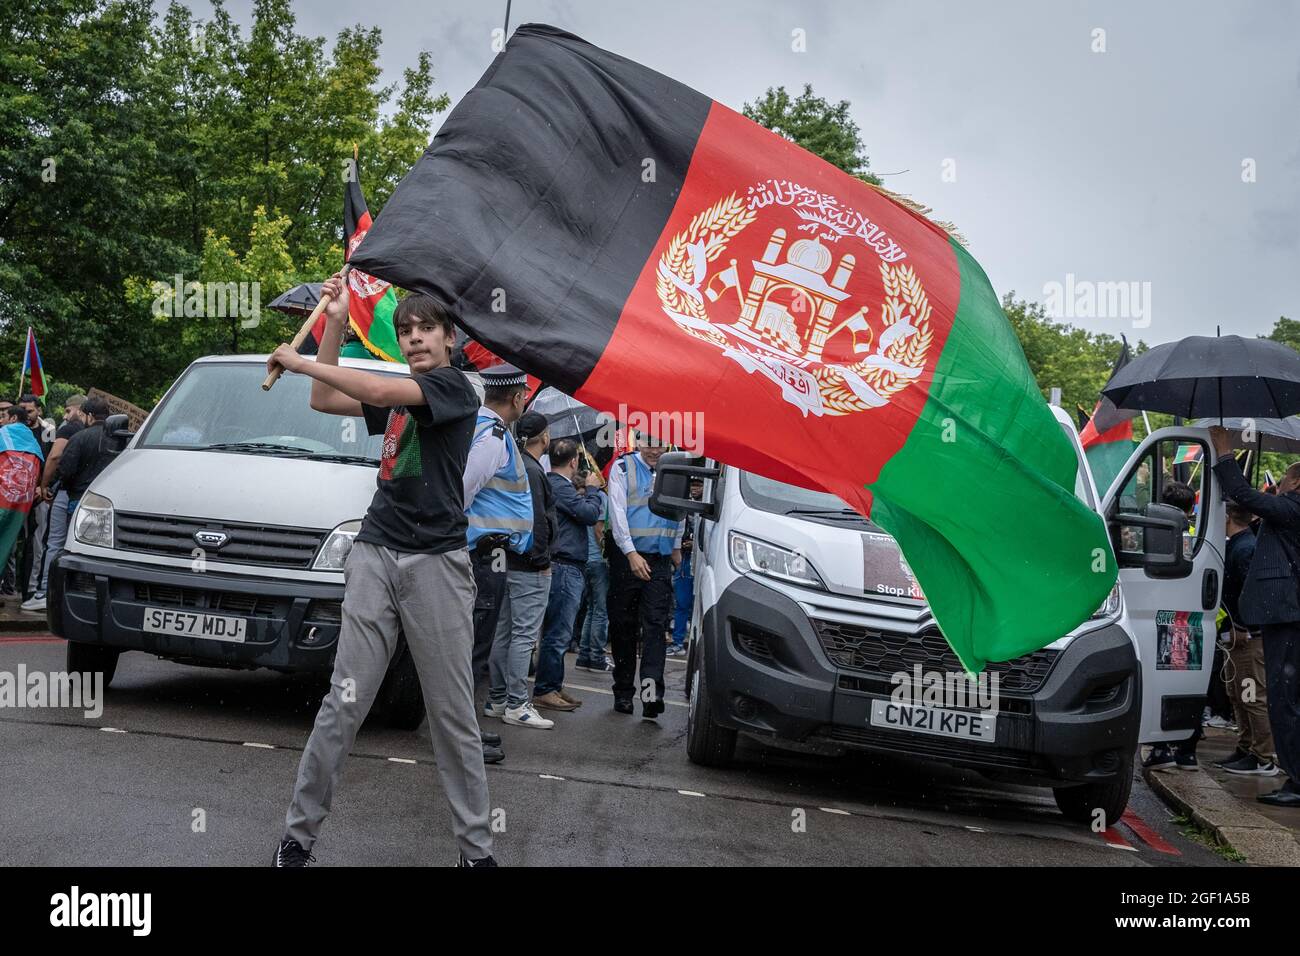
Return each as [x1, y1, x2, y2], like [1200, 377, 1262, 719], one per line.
[299, 169, 402, 362]
[0, 423, 43, 569]
[350, 24, 1116, 671]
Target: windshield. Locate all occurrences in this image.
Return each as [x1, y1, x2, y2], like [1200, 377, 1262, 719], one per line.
[137, 361, 393, 462]
[738, 471, 879, 528]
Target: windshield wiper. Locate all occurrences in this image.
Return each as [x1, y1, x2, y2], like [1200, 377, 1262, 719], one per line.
[786, 507, 863, 518]
[201, 441, 310, 455]
[301, 452, 377, 466]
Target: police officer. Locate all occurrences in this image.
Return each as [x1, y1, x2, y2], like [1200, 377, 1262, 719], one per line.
[464, 364, 533, 762]
[605, 433, 683, 719]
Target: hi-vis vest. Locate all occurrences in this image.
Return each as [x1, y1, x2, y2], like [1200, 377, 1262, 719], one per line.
[466, 414, 533, 554]
[622, 453, 677, 555]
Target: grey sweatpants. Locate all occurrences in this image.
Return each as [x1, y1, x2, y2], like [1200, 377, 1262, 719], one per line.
[284, 540, 492, 859]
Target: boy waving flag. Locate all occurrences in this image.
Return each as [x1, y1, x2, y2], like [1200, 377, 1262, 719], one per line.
[349, 24, 1116, 672]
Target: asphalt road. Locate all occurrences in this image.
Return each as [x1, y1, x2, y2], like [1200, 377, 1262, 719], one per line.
[0, 635, 1231, 867]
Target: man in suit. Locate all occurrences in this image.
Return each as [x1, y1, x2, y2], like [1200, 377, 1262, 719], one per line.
[1211, 426, 1300, 807]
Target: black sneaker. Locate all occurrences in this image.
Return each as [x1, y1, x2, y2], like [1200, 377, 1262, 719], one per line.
[456, 853, 499, 867]
[641, 698, 664, 720]
[1221, 754, 1281, 776]
[1142, 745, 1174, 770]
[1212, 748, 1250, 769]
[273, 838, 314, 867]
[1174, 751, 1199, 771]
[482, 742, 505, 765]
[480, 730, 502, 747]
[613, 698, 634, 715]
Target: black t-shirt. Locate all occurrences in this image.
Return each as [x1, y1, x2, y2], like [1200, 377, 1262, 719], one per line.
[356, 366, 479, 554]
[59, 423, 116, 498]
[56, 419, 85, 443]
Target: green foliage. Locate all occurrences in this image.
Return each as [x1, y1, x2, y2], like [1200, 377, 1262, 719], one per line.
[743, 84, 880, 184]
[0, 0, 447, 406]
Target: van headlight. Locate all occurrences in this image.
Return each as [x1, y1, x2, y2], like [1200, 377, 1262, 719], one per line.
[729, 531, 826, 590]
[1091, 582, 1123, 621]
[72, 492, 114, 548]
[313, 520, 363, 571]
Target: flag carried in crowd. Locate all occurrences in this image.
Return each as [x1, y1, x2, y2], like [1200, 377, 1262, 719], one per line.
[297, 154, 402, 362]
[1081, 336, 1140, 495]
[20, 327, 48, 399]
[0, 421, 43, 572]
[350, 23, 1117, 671]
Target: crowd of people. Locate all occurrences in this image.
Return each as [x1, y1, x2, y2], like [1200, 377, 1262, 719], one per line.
[1140, 428, 1300, 811]
[0, 392, 117, 612]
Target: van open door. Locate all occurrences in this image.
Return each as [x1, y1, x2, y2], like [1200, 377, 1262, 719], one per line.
[1102, 426, 1226, 744]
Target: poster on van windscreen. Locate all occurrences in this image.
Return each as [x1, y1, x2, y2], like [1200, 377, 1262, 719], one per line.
[862, 532, 925, 602]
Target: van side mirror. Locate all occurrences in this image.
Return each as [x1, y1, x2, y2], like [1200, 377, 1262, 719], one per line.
[1110, 502, 1192, 579]
[650, 452, 720, 521]
[103, 413, 134, 455]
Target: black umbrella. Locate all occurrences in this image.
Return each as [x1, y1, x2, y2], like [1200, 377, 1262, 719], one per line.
[1102, 334, 1300, 420]
[267, 282, 323, 316]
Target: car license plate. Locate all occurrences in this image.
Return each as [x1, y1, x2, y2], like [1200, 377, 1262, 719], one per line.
[869, 699, 996, 742]
[142, 607, 247, 643]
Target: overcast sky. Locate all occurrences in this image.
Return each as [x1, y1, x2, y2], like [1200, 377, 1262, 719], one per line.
[200, 0, 1299, 346]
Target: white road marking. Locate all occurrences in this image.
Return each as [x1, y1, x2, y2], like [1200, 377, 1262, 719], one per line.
[1106, 841, 1140, 852]
[820, 807, 852, 815]
[242, 742, 275, 749]
[678, 790, 706, 797]
[539, 774, 565, 781]
[560, 681, 688, 707]
[965, 825, 986, 832]
[388, 757, 417, 764]
[100, 727, 127, 734]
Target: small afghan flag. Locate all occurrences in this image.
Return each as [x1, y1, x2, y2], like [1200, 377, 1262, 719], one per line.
[299, 161, 402, 362]
[350, 24, 1117, 671]
[1172, 444, 1203, 465]
[1081, 337, 1139, 495]
[21, 327, 48, 398]
[0, 423, 43, 569]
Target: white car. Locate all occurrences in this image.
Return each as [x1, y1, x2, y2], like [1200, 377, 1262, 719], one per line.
[50, 354, 480, 728]
[651, 406, 1224, 823]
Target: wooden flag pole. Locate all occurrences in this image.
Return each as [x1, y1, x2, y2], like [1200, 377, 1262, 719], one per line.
[262, 267, 351, 391]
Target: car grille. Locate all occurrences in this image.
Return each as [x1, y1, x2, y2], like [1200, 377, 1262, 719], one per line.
[132, 582, 281, 617]
[813, 724, 1042, 770]
[811, 618, 1059, 694]
[114, 513, 327, 569]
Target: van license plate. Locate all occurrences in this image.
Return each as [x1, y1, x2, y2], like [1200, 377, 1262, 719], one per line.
[142, 607, 247, 643]
[869, 699, 996, 742]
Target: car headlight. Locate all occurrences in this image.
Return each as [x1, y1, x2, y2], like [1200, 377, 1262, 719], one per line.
[72, 491, 114, 548]
[728, 531, 826, 590]
[313, 520, 363, 571]
[1090, 582, 1123, 621]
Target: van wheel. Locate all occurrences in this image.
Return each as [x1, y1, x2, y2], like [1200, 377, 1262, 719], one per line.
[375, 640, 424, 730]
[686, 648, 735, 766]
[1052, 752, 1134, 825]
[66, 641, 120, 688]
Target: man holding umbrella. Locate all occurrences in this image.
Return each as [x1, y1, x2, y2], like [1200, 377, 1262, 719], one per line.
[1210, 426, 1300, 808]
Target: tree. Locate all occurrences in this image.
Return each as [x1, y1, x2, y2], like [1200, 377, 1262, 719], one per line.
[743, 84, 880, 184]
[0, 0, 447, 406]
[1264, 315, 1300, 352]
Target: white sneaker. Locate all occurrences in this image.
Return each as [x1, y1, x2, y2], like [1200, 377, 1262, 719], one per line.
[504, 702, 554, 730]
[482, 699, 508, 719]
[20, 595, 46, 612]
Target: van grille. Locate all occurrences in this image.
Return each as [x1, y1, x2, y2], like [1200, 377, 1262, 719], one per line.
[114, 513, 328, 569]
[132, 582, 281, 617]
[811, 619, 1059, 694]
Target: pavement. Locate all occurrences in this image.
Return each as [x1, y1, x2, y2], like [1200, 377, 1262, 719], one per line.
[0, 633, 1236, 867]
[1142, 724, 1300, 866]
[0, 598, 50, 633]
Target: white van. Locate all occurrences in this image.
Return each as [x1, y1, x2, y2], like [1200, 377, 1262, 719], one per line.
[49, 354, 471, 728]
[650, 407, 1225, 822]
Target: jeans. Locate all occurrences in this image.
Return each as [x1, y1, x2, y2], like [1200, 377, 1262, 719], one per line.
[534, 561, 586, 696]
[36, 490, 70, 594]
[489, 568, 551, 708]
[671, 552, 693, 645]
[580, 560, 609, 662]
